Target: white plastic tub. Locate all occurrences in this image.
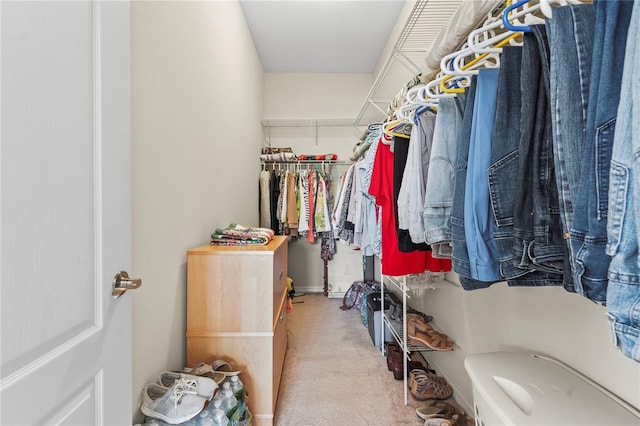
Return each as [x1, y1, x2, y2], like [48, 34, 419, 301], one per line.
[464, 352, 640, 426]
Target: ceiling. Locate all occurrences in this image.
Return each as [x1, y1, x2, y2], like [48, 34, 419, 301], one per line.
[239, 0, 406, 73]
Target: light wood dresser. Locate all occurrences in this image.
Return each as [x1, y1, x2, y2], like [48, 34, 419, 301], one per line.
[186, 236, 288, 426]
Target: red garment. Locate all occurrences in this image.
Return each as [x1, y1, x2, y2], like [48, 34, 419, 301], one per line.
[368, 140, 449, 275]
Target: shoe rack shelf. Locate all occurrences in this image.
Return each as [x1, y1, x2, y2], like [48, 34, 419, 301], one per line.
[380, 274, 434, 405]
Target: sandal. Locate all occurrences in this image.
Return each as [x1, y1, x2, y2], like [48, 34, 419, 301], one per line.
[416, 400, 465, 420]
[211, 359, 241, 377]
[409, 369, 448, 386]
[408, 370, 452, 400]
[416, 402, 452, 420]
[407, 312, 431, 327]
[183, 359, 240, 385]
[408, 319, 454, 351]
[182, 362, 226, 385]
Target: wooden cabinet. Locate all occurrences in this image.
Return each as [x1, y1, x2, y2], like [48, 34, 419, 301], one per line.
[186, 236, 288, 426]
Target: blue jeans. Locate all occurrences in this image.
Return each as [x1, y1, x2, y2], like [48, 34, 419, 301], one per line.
[512, 26, 565, 278]
[547, 4, 595, 293]
[450, 76, 497, 290]
[488, 46, 562, 286]
[570, 0, 634, 305]
[606, 0, 640, 362]
[424, 97, 461, 248]
[464, 68, 502, 281]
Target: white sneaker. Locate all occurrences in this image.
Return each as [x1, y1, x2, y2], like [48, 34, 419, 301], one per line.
[158, 371, 217, 400]
[140, 382, 207, 424]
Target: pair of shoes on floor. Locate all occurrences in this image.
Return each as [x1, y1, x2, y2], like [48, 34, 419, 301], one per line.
[182, 359, 241, 385]
[387, 301, 404, 321]
[407, 314, 454, 351]
[408, 369, 452, 401]
[422, 408, 474, 426]
[407, 308, 433, 324]
[386, 342, 432, 380]
[423, 412, 469, 426]
[416, 399, 469, 425]
[386, 300, 434, 324]
[140, 372, 218, 424]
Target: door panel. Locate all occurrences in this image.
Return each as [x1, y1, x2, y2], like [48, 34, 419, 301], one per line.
[1, 1, 132, 424]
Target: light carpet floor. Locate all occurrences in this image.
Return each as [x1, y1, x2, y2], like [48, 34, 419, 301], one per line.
[273, 293, 425, 426]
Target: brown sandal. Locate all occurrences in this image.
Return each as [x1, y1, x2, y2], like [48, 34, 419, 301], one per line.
[416, 401, 459, 420]
[408, 319, 454, 351]
[406, 312, 429, 328]
[408, 370, 452, 400]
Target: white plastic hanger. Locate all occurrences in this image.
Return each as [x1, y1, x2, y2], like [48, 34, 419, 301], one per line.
[395, 103, 415, 123]
[539, 0, 584, 19]
[466, 1, 542, 55]
[405, 84, 440, 108]
[424, 73, 458, 101]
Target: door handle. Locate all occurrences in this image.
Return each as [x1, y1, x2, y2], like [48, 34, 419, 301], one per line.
[112, 271, 142, 298]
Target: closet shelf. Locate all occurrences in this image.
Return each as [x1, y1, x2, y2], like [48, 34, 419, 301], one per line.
[261, 118, 359, 146]
[354, 0, 464, 127]
[385, 272, 457, 292]
[261, 118, 355, 128]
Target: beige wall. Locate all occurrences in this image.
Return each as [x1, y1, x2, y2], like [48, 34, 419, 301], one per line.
[130, 1, 263, 422]
[264, 73, 373, 121]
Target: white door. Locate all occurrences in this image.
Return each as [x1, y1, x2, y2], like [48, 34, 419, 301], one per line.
[1, 1, 133, 424]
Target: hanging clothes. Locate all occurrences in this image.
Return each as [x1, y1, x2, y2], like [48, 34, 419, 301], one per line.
[464, 68, 502, 282]
[547, 4, 595, 294]
[259, 169, 271, 229]
[397, 111, 436, 246]
[606, 0, 640, 362]
[332, 164, 353, 237]
[314, 172, 329, 233]
[336, 165, 356, 244]
[450, 76, 496, 291]
[286, 171, 299, 236]
[368, 139, 447, 276]
[360, 134, 383, 258]
[569, 0, 634, 305]
[512, 27, 564, 280]
[269, 171, 281, 233]
[307, 170, 316, 243]
[320, 173, 337, 262]
[423, 96, 464, 260]
[393, 135, 430, 253]
[298, 170, 310, 236]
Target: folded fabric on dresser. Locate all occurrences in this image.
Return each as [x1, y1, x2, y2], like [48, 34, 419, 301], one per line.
[210, 224, 275, 246]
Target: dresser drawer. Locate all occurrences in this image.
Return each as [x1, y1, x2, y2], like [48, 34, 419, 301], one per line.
[272, 296, 288, 411]
[272, 240, 288, 324]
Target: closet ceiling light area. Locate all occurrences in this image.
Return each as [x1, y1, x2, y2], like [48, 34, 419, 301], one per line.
[239, 0, 405, 73]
